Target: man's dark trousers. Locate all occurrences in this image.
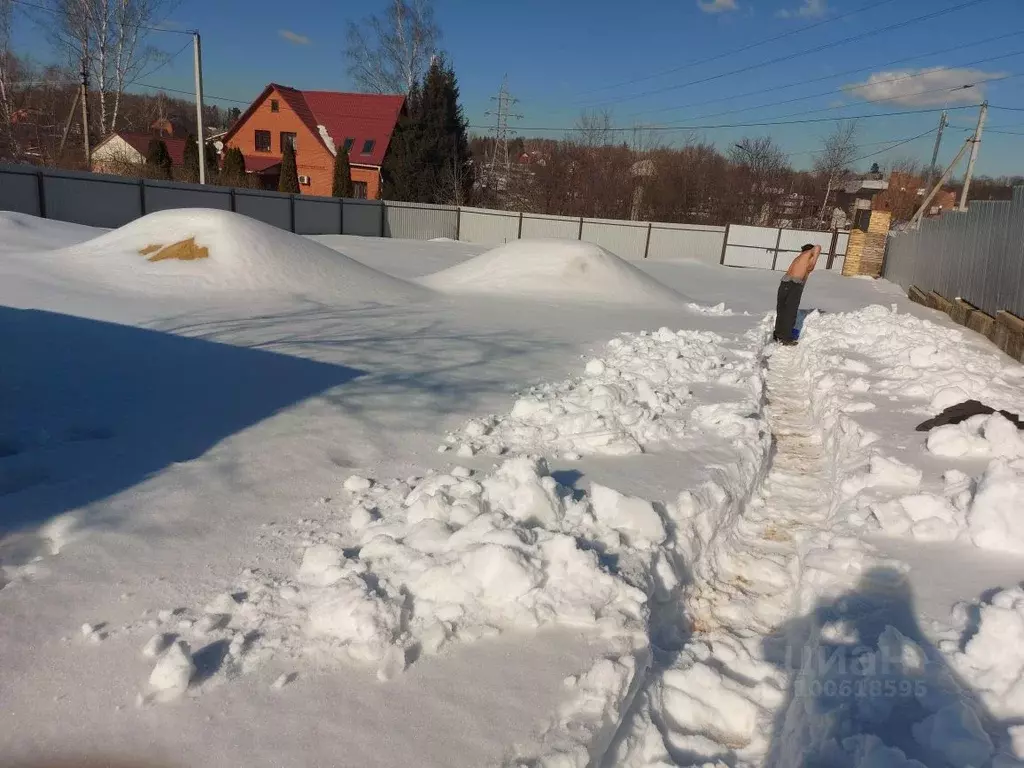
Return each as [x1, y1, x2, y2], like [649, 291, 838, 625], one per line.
[774, 276, 804, 342]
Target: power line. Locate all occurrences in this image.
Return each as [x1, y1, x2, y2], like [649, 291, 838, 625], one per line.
[990, 104, 1024, 112]
[134, 81, 249, 105]
[848, 128, 938, 164]
[135, 39, 193, 82]
[469, 104, 980, 134]
[580, 0, 993, 109]
[642, 51, 1024, 127]
[9, 0, 194, 34]
[576, 0, 900, 98]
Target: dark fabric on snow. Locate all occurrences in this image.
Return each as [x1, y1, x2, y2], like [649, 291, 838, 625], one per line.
[774, 278, 804, 342]
[915, 399, 1024, 432]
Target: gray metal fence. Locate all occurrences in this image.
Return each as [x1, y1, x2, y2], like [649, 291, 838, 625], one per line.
[884, 187, 1024, 318]
[1, 162, 733, 264]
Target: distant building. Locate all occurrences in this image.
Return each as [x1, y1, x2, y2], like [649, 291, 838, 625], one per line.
[220, 84, 404, 199]
[90, 132, 186, 174]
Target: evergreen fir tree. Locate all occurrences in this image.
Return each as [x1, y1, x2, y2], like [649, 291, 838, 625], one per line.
[381, 81, 424, 201]
[332, 147, 354, 197]
[223, 147, 246, 181]
[146, 138, 173, 180]
[279, 141, 299, 193]
[381, 57, 472, 204]
[183, 134, 200, 181]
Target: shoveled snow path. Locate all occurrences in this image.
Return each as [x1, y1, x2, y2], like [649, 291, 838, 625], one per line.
[611, 345, 878, 766]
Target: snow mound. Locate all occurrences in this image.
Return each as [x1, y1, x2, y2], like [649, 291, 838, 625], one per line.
[0, 210, 101, 251]
[442, 326, 760, 457]
[47, 208, 428, 301]
[952, 586, 1024, 721]
[418, 239, 687, 305]
[927, 413, 1024, 460]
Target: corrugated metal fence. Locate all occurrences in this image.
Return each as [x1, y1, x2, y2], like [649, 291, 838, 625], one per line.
[884, 186, 1024, 318]
[0, 163, 730, 263]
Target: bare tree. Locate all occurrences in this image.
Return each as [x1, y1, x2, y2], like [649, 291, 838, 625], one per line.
[728, 135, 790, 225]
[812, 119, 859, 225]
[0, 0, 18, 158]
[345, 0, 440, 94]
[38, 0, 175, 136]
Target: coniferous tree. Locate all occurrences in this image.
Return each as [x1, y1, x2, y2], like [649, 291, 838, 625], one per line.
[279, 141, 299, 193]
[332, 147, 354, 197]
[183, 133, 199, 180]
[146, 138, 173, 180]
[381, 56, 472, 204]
[223, 146, 246, 181]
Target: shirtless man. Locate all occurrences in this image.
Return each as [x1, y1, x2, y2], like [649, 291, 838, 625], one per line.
[773, 243, 821, 345]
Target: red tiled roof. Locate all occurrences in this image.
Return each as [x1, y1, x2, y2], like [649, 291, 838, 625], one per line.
[221, 84, 404, 168]
[117, 132, 187, 166]
[243, 155, 282, 173]
[301, 91, 404, 167]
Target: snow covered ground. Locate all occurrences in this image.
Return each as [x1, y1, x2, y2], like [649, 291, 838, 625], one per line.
[2, 209, 1023, 768]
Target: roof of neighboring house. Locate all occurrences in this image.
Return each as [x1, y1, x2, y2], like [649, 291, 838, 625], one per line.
[94, 132, 187, 166]
[222, 83, 405, 167]
[243, 155, 282, 173]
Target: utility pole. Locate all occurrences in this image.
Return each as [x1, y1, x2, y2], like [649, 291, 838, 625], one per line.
[912, 137, 971, 228]
[959, 100, 987, 211]
[193, 31, 206, 184]
[924, 110, 947, 190]
[80, 58, 90, 164]
[484, 76, 521, 185]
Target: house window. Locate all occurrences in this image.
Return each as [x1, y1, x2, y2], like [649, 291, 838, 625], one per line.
[270, 99, 279, 113]
[352, 181, 368, 199]
[255, 130, 271, 152]
[280, 132, 297, 152]
[361, 139, 375, 155]
[342, 137, 355, 153]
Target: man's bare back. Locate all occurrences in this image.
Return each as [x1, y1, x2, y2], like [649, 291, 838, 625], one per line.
[785, 244, 822, 281]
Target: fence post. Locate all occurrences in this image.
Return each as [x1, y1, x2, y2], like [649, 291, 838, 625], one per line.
[578, 217, 584, 240]
[517, 211, 524, 239]
[455, 206, 461, 241]
[229, 187, 236, 213]
[289, 195, 296, 233]
[36, 170, 47, 218]
[339, 199, 344, 235]
[643, 222, 653, 259]
[719, 223, 730, 265]
[139, 178, 147, 216]
[770, 228, 783, 271]
[827, 228, 839, 270]
[379, 201, 386, 237]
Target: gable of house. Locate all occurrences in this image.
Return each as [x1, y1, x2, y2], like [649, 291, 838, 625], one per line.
[221, 83, 404, 198]
[91, 132, 187, 172]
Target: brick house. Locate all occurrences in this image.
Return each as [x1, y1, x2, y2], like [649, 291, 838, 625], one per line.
[220, 84, 404, 199]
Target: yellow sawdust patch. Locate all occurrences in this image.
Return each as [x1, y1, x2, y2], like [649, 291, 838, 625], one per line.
[762, 524, 792, 542]
[140, 237, 209, 262]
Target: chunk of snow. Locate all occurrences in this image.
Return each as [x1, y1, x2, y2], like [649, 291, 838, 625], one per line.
[148, 641, 195, 699]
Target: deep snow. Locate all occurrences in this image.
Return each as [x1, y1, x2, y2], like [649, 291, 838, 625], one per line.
[3, 209, 1023, 768]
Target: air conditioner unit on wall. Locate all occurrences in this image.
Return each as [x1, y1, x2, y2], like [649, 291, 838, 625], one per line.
[298, 175, 311, 185]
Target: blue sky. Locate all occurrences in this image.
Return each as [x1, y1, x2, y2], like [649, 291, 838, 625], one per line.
[12, 0, 1024, 175]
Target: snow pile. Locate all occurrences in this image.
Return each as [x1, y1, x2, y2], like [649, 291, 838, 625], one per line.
[44, 208, 428, 301]
[685, 301, 735, 316]
[966, 459, 1024, 554]
[927, 413, 1024, 459]
[418, 239, 688, 305]
[951, 587, 1024, 725]
[128, 457, 659, 697]
[791, 304, 1022, 413]
[0, 211, 101, 251]
[443, 327, 759, 457]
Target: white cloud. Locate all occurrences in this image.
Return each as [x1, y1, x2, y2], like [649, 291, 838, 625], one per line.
[279, 29, 311, 45]
[846, 68, 1002, 107]
[698, 0, 739, 13]
[777, 0, 828, 18]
